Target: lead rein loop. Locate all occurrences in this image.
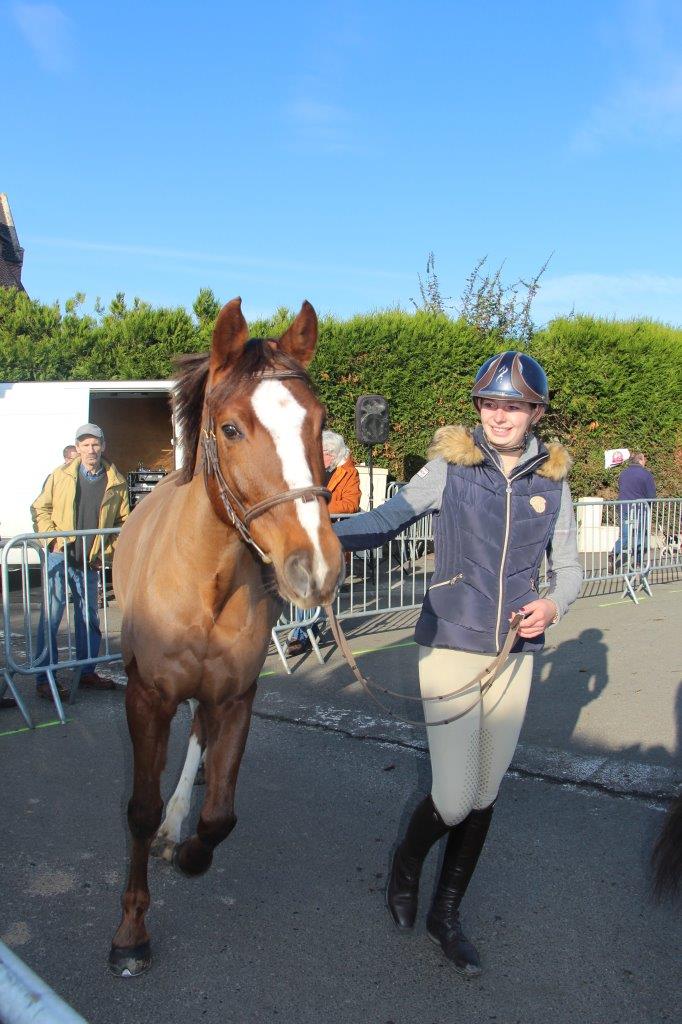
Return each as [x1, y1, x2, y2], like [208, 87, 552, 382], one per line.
[323, 606, 524, 728]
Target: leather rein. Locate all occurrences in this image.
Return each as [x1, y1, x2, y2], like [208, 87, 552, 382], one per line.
[200, 368, 522, 726]
[323, 604, 524, 728]
[201, 370, 331, 561]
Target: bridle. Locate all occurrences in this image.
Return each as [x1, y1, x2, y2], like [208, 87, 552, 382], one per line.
[201, 370, 331, 561]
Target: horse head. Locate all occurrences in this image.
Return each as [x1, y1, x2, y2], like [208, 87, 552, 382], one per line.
[195, 297, 344, 607]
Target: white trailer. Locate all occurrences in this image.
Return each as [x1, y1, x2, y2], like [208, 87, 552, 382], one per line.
[0, 380, 177, 542]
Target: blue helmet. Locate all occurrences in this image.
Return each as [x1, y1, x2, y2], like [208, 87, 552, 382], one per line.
[471, 351, 549, 406]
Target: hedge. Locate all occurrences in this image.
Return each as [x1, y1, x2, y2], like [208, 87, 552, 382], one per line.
[1, 288, 680, 496]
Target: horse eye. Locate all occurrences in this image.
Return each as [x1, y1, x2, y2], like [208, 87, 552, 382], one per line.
[221, 423, 242, 440]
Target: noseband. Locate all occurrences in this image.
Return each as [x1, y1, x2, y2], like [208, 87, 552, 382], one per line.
[201, 370, 331, 560]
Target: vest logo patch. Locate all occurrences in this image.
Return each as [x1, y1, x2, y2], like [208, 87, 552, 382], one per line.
[530, 495, 546, 514]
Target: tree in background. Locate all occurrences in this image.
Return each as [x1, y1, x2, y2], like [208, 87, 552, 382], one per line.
[0, 280, 680, 495]
[411, 251, 552, 343]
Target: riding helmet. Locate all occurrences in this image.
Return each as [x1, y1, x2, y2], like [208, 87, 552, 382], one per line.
[471, 351, 549, 406]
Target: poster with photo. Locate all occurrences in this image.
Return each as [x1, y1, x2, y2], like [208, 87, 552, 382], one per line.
[604, 448, 630, 469]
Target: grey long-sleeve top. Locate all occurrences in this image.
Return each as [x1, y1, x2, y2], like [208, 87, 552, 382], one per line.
[334, 438, 583, 621]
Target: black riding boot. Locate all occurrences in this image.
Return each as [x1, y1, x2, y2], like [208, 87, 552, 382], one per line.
[386, 795, 449, 929]
[426, 803, 495, 977]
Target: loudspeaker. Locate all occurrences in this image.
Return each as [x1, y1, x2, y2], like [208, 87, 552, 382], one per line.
[355, 394, 390, 445]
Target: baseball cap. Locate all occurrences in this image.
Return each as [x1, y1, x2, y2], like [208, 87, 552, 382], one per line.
[75, 422, 104, 441]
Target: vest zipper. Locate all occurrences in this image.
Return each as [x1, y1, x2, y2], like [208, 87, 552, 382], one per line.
[428, 573, 463, 591]
[495, 480, 513, 650]
[478, 435, 550, 650]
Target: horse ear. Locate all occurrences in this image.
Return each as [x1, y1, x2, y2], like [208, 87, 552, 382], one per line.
[277, 301, 318, 367]
[209, 297, 250, 380]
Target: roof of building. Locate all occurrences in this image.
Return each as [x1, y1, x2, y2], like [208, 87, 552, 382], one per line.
[0, 194, 25, 292]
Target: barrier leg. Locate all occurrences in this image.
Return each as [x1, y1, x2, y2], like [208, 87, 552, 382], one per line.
[621, 574, 639, 605]
[1, 669, 33, 729]
[270, 629, 291, 675]
[307, 626, 325, 665]
[45, 668, 67, 724]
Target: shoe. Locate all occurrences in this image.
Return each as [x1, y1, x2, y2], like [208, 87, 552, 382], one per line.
[37, 681, 69, 701]
[0, 695, 17, 709]
[286, 638, 311, 657]
[386, 795, 449, 929]
[80, 671, 116, 690]
[426, 804, 495, 977]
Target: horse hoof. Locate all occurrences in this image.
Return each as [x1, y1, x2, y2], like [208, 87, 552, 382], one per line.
[108, 941, 152, 977]
[172, 842, 212, 878]
[150, 834, 176, 863]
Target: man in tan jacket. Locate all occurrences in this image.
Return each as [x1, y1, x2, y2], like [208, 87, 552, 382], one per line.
[31, 423, 129, 699]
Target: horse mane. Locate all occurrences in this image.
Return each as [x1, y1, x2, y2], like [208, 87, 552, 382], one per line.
[173, 339, 313, 485]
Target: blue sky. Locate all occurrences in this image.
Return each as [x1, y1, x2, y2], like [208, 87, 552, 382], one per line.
[3, 0, 682, 326]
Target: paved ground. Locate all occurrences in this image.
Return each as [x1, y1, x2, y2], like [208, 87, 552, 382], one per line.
[1, 700, 679, 1024]
[1, 577, 680, 1022]
[251, 581, 682, 801]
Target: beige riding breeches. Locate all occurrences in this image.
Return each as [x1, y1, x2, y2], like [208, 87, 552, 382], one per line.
[418, 646, 533, 826]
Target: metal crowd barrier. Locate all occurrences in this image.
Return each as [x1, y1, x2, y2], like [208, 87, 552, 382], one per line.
[0, 940, 89, 1023]
[1, 500, 680, 717]
[1, 529, 120, 727]
[575, 497, 682, 601]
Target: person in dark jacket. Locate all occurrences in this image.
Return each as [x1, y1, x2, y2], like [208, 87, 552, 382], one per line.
[334, 352, 582, 977]
[611, 452, 656, 571]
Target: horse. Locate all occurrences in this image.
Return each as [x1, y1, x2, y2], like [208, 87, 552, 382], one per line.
[108, 298, 344, 977]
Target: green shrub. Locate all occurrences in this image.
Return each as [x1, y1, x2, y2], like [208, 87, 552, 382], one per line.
[1, 288, 680, 495]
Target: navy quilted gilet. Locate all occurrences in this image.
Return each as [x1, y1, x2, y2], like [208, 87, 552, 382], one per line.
[414, 437, 564, 655]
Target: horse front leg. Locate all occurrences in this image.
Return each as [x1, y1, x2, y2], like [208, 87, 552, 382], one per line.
[151, 699, 205, 862]
[109, 661, 177, 977]
[173, 681, 257, 878]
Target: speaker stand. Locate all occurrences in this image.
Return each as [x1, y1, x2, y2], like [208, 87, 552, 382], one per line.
[366, 443, 374, 510]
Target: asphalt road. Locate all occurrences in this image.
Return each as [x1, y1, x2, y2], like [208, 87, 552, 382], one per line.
[1, 579, 680, 1022]
[1, 689, 680, 1023]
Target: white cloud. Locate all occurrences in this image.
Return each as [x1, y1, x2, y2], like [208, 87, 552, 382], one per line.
[284, 97, 356, 152]
[535, 272, 682, 324]
[574, 66, 682, 151]
[12, 2, 73, 72]
[28, 235, 410, 282]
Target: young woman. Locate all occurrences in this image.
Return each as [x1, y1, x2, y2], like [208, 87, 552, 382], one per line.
[334, 351, 583, 977]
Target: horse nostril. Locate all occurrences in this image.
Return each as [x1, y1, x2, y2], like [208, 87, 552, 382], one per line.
[284, 550, 313, 597]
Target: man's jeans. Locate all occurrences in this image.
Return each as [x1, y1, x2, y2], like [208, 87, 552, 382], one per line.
[288, 606, 324, 644]
[35, 552, 101, 685]
[613, 502, 651, 566]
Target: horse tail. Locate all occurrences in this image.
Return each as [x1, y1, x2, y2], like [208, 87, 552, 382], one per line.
[652, 791, 682, 901]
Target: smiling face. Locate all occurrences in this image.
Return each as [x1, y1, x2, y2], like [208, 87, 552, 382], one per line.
[478, 398, 543, 449]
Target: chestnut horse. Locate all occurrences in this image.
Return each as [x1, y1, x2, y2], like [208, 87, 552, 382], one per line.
[108, 298, 343, 977]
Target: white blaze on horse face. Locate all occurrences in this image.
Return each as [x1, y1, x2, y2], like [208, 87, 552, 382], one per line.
[251, 379, 328, 587]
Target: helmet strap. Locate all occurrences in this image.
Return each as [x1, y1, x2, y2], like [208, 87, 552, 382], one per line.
[487, 433, 529, 454]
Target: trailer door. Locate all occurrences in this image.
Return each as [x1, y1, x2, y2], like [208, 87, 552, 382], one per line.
[0, 382, 89, 539]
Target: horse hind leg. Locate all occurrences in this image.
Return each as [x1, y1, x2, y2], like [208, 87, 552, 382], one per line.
[173, 681, 257, 878]
[109, 661, 177, 977]
[151, 699, 205, 863]
[652, 792, 682, 901]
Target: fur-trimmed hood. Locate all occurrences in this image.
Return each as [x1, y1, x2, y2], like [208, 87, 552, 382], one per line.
[427, 424, 572, 481]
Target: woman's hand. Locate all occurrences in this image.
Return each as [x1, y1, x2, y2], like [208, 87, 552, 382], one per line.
[512, 598, 558, 638]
